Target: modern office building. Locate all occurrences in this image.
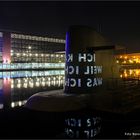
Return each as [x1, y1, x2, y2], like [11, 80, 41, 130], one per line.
[0, 31, 65, 70]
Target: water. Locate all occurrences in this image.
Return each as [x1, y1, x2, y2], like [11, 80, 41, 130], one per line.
[0, 70, 66, 138]
[0, 70, 65, 109]
[0, 69, 140, 139]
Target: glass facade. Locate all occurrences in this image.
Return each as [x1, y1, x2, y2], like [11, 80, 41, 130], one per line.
[0, 31, 65, 70]
[11, 33, 65, 63]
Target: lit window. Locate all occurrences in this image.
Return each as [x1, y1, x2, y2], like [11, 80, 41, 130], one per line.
[18, 101, 22, 106]
[120, 75, 122, 78]
[123, 61, 126, 64]
[11, 102, 15, 108]
[28, 46, 31, 49]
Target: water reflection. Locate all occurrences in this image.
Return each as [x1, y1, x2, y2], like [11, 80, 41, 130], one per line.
[120, 69, 140, 79]
[0, 70, 64, 109]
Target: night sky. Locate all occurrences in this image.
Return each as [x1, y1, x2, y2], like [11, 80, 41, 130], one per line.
[0, 1, 140, 53]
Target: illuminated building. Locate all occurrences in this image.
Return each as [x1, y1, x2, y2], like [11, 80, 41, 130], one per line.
[115, 53, 140, 79]
[0, 31, 65, 70]
[115, 53, 140, 65]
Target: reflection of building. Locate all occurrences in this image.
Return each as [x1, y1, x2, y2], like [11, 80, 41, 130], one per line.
[115, 53, 140, 79]
[0, 70, 65, 109]
[120, 69, 140, 79]
[0, 31, 65, 70]
[10, 74, 64, 108]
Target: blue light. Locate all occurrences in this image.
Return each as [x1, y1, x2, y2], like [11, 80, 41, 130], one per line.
[66, 32, 70, 55]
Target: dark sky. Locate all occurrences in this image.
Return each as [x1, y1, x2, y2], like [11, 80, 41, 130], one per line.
[0, 1, 140, 53]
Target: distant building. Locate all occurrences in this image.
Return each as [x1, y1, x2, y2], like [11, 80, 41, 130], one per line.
[115, 53, 140, 65]
[0, 31, 65, 70]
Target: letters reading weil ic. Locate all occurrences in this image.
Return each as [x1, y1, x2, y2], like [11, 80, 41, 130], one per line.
[65, 53, 103, 88]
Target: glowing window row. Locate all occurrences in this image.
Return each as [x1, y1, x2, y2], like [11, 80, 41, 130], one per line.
[1, 63, 65, 70]
[11, 79, 64, 89]
[11, 76, 65, 84]
[0, 70, 64, 78]
[120, 69, 140, 79]
[11, 33, 65, 44]
[11, 52, 64, 58]
[11, 100, 27, 108]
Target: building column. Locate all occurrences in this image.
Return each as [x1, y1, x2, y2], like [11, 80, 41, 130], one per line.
[3, 32, 11, 64]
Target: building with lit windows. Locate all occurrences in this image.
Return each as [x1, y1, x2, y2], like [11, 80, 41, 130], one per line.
[116, 53, 140, 79]
[116, 53, 140, 65]
[0, 31, 65, 70]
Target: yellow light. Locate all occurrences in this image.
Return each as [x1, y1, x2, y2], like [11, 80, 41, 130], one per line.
[136, 70, 139, 75]
[123, 61, 126, 64]
[129, 70, 132, 75]
[136, 58, 139, 63]
[35, 54, 38, 57]
[124, 73, 128, 77]
[41, 54, 44, 57]
[124, 56, 128, 59]
[120, 74, 123, 78]
[129, 60, 133, 63]
[116, 60, 119, 63]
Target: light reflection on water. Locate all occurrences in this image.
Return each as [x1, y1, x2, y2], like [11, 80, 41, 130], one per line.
[0, 70, 65, 109]
[120, 69, 140, 79]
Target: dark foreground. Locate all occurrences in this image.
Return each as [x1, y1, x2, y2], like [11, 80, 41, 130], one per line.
[0, 107, 140, 139]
